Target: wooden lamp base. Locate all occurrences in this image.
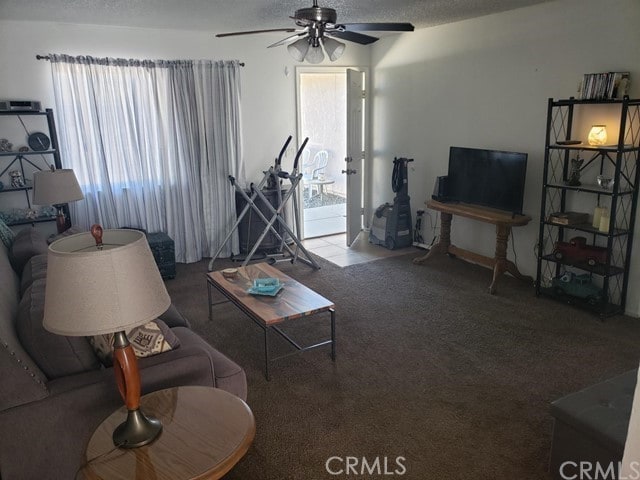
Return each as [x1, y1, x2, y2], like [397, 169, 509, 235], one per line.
[112, 331, 162, 448]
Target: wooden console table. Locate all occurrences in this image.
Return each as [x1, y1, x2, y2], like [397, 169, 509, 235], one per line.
[413, 200, 533, 294]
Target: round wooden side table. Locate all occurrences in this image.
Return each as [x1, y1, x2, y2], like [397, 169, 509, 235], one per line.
[82, 386, 255, 480]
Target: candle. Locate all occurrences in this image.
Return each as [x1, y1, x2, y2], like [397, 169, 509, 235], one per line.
[599, 211, 611, 233]
[592, 206, 606, 229]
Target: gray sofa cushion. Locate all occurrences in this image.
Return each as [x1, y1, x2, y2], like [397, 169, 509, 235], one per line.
[158, 302, 191, 328]
[9, 227, 49, 275]
[16, 278, 101, 379]
[46, 225, 83, 245]
[20, 253, 48, 296]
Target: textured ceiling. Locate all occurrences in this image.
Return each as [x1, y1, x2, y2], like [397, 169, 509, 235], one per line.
[0, 0, 555, 33]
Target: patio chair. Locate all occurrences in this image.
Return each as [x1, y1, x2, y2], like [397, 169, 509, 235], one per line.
[303, 150, 332, 199]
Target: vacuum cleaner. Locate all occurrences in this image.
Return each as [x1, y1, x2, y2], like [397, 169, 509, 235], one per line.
[369, 157, 413, 250]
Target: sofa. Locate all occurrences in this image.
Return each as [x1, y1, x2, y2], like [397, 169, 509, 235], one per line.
[0, 227, 247, 479]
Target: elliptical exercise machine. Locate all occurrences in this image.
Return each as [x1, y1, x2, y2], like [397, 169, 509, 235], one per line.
[369, 157, 413, 250]
[207, 136, 320, 271]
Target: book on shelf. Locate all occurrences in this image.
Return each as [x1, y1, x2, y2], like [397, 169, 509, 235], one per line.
[580, 72, 630, 100]
[548, 211, 590, 225]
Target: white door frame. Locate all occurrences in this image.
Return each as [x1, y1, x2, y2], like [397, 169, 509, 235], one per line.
[294, 66, 370, 241]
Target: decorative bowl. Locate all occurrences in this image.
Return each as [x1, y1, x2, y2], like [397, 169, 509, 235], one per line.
[596, 175, 614, 190]
[253, 278, 280, 292]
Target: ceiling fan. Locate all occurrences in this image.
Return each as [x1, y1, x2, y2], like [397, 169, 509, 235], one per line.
[216, 0, 414, 64]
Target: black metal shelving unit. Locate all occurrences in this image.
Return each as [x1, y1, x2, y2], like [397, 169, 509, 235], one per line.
[0, 109, 63, 226]
[535, 97, 640, 317]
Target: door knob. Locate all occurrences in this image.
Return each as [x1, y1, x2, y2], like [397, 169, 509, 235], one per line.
[341, 169, 357, 175]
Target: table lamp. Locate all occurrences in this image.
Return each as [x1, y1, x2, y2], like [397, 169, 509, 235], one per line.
[32, 166, 84, 233]
[43, 225, 171, 448]
[588, 125, 607, 146]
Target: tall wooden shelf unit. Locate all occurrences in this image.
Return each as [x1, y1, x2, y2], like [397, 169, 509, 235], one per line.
[0, 109, 63, 226]
[535, 97, 640, 317]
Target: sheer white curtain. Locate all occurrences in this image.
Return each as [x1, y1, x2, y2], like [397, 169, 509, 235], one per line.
[49, 54, 244, 262]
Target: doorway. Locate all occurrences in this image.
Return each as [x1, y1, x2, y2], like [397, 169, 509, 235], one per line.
[297, 68, 348, 239]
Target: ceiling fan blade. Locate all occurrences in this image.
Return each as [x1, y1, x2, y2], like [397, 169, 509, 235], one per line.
[340, 22, 415, 32]
[267, 31, 308, 48]
[328, 30, 378, 45]
[216, 28, 296, 38]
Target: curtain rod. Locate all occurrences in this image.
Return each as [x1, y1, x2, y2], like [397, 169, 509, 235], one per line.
[36, 55, 245, 67]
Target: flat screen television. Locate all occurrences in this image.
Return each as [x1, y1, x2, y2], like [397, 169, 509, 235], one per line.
[446, 146, 528, 215]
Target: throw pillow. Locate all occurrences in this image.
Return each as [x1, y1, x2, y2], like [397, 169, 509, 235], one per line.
[89, 319, 180, 367]
[0, 216, 15, 248]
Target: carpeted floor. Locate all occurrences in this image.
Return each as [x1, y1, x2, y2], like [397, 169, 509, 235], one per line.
[165, 252, 640, 480]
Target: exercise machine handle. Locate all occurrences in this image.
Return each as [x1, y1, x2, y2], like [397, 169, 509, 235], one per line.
[276, 135, 293, 167]
[293, 137, 309, 172]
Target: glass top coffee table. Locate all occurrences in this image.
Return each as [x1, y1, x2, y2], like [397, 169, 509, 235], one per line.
[206, 263, 335, 380]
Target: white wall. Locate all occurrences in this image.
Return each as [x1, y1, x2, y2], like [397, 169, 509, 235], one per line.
[371, 0, 640, 317]
[0, 20, 370, 183]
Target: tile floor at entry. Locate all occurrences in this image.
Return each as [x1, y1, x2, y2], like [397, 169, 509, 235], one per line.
[302, 231, 418, 268]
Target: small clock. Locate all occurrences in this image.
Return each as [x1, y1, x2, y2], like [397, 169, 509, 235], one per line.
[28, 132, 51, 151]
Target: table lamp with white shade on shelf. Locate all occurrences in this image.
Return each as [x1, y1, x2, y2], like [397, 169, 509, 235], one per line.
[32, 166, 84, 233]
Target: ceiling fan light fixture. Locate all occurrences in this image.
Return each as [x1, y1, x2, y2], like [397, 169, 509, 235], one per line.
[305, 44, 325, 64]
[217, 2, 415, 57]
[322, 37, 345, 61]
[287, 37, 310, 61]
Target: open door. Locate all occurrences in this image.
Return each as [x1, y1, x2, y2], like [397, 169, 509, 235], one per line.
[345, 69, 365, 246]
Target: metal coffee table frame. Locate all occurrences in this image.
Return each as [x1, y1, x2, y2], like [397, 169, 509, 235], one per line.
[206, 275, 335, 381]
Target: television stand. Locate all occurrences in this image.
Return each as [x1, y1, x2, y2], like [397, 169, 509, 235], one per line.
[413, 200, 532, 294]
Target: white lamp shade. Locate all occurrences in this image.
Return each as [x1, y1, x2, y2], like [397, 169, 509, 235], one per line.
[43, 229, 171, 336]
[287, 37, 310, 62]
[33, 169, 84, 205]
[305, 45, 325, 64]
[323, 37, 345, 62]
